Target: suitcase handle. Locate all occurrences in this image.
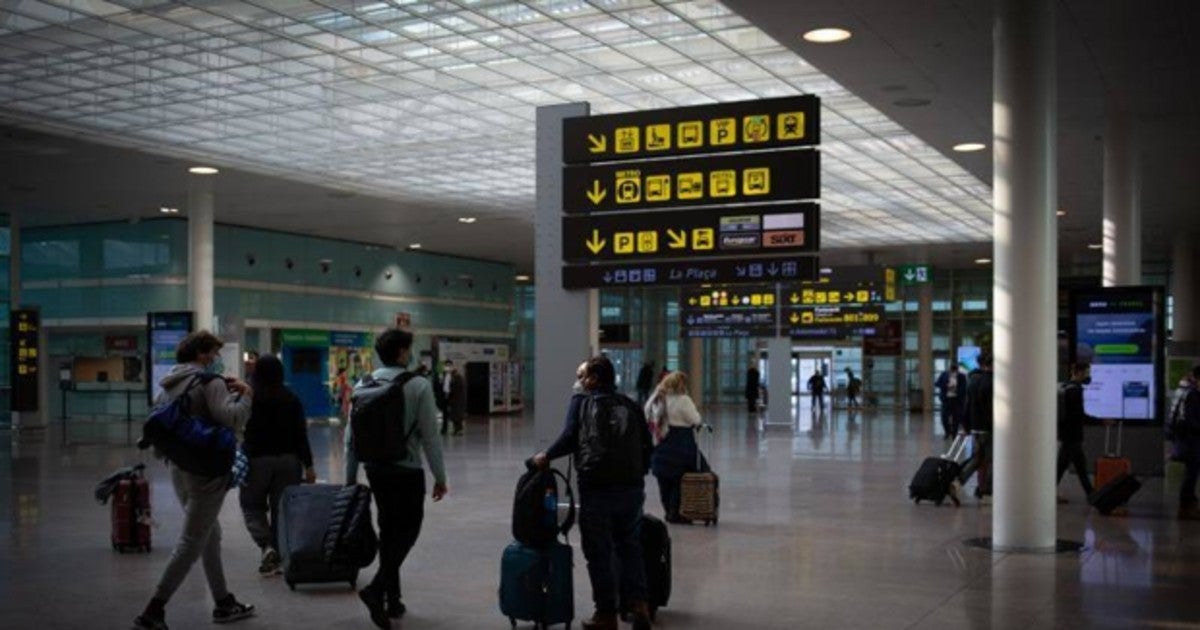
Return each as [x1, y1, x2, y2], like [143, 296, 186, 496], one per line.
[1103, 420, 1123, 457]
[694, 423, 713, 471]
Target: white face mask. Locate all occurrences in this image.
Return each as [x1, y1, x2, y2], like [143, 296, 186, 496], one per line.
[572, 379, 584, 394]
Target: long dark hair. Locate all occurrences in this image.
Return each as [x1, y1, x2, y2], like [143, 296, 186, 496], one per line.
[252, 354, 285, 394]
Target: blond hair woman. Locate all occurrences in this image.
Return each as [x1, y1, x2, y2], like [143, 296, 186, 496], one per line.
[644, 371, 705, 524]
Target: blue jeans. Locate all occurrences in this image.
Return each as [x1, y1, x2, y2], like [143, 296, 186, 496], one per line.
[578, 486, 648, 614]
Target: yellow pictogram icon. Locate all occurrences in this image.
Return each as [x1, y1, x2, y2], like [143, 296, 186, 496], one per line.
[677, 172, 703, 200]
[688, 297, 698, 306]
[666, 229, 687, 249]
[637, 231, 658, 253]
[801, 311, 814, 324]
[801, 289, 814, 304]
[645, 175, 671, 202]
[777, 111, 805, 140]
[645, 124, 671, 151]
[856, 290, 870, 303]
[710, 170, 736, 198]
[586, 180, 607, 205]
[700, 296, 711, 307]
[585, 229, 607, 255]
[750, 294, 762, 306]
[615, 170, 641, 204]
[710, 118, 736, 146]
[790, 293, 800, 304]
[829, 292, 841, 304]
[692, 228, 714, 251]
[789, 312, 800, 325]
[615, 126, 639, 153]
[743, 167, 770, 196]
[764, 293, 775, 307]
[677, 121, 703, 148]
[587, 133, 608, 153]
[815, 291, 827, 304]
[743, 114, 770, 143]
[614, 232, 635, 254]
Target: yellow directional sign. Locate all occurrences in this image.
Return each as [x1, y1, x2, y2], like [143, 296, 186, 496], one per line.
[688, 297, 698, 306]
[645, 175, 671, 202]
[586, 180, 607, 205]
[614, 232, 635, 254]
[666, 229, 687, 249]
[677, 172, 703, 200]
[646, 124, 671, 151]
[743, 167, 770, 196]
[710, 170, 736, 198]
[790, 312, 800, 324]
[802, 311, 814, 324]
[588, 133, 607, 154]
[585, 229, 606, 254]
[743, 114, 770, 143]
[710, 118, 736, 146]
[790, 293, 800, 304]
[692, 228, 714, 250]
[678, 121, 703, 148]
[615, 170, 641, 204]
[615, 126, 639, 153]
[637, 231, 658, 253]
[777, 112, 805, 140]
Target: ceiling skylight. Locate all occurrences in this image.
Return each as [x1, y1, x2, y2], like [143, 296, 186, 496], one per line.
[0, 0, 992, 247]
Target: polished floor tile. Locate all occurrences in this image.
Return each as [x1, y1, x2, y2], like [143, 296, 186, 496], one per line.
[2, 402, 1199, 629]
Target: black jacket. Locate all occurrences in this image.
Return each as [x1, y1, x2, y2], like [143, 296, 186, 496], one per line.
[545, 388, 652, 490]
[242, 388, 313, 467]
[1058, 381, 1094, 443]
[963, 370, 994, 433]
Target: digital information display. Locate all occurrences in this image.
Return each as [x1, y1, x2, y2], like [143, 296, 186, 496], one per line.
[10, 309, 41, 412]
[1069, 287, 1165, 423]
[147, 311, 194, 404]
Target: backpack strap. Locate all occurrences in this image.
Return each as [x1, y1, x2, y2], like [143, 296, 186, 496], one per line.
[376, 372, 422, 442]
[552, 463, 577, 543]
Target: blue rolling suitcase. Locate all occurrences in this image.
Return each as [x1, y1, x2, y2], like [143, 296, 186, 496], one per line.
[277, 484, 360, 591]
[499, 540, 574, 629]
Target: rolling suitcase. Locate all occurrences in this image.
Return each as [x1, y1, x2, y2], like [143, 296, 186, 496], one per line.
[640, 513, 671, 620]
[679, 425, 719, 526]
[909, 434, 969, 506]
[1095, 422, 1132, 489]
[499, 540, 574, 629]
[112, 473, 152, 553]
[1089, 473, 1141, 515]
[277, 484, 359, 590]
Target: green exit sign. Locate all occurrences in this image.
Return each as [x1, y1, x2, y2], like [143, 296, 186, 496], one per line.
[899, 264, 932, 285]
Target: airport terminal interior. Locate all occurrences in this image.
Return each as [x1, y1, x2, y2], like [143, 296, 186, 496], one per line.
[2, 1, 1200, 629]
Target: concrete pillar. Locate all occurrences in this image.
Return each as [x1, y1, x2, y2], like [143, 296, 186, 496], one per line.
[918, 283, 934, 413]
[9, 211, 19, 308]
[188, 176, 216, 331]
[1102, 110, 1141, 287]
[767, 337, 791, 425]
[534, 102, 593, 446]
[992, 0, 1058, 551]
[688, 337, 703, 403]
[1172, 235, 1198, 344]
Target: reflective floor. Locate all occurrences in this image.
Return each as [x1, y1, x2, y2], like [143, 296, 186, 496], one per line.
[2, 403, 1199, 629]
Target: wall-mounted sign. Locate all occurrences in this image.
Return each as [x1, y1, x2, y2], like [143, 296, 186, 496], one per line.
[563, 148, 819, 213]
[899, 264, 932, 285]
[147, 311, 193, 405]
[105, 334, 139, 352]
[11, 308, 41, 412]
[563, 256, 819, 289]
[394, 312, 411, 329]
[784, 285, 886, 307]
[562, 203, 818, 262]
[1069, 286, 1165, 424]
[786, 305, 886, 339]
[562, 94, 820, 164]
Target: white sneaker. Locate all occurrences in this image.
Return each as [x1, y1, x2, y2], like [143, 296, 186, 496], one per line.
[258, 547, 281, 577]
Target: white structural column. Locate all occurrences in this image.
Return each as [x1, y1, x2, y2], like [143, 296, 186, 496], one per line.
[917, 283, 934, 413]
[187, 176, 216, 332]
[1102, 111, 1141, 287]
[534, 103, 594, 446]
[992, 0, 1058, 551]
[1172, 235, 1198, 345]
[767, 337, 791, 425]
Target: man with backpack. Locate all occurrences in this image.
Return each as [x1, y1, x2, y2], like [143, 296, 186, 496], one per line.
[953, 352, 994, 503]
[532, 355, 654, 630]
[349, 328, 448, 628]
[1056, 363, 1097, 503]
[1170, 365, 1200, 520]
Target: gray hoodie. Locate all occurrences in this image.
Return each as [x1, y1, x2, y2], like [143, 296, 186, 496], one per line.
[158, 363, 252, 441]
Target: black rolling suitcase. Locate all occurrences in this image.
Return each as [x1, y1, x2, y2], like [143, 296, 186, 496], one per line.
[1089, 472, 1141, 515]
[641, 513, 671, 620]
[909, 434, 969, 506]
[277, 484, 360, 590]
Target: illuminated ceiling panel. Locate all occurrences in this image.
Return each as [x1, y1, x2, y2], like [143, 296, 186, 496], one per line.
[0, 0, 992, 246]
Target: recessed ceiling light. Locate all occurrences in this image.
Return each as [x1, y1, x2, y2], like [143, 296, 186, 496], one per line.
[188, 166, 219, 175]
[515, 274, 531, 282]
[1087, 243, 1103, 250]
[458, 217, 477, 224]
[974, 258, 992, 265]
[1056, 210, 1067, 217]
[159, 207, 179, 214]
[953, 143, 987, 153]
[802, 28, 852, 43]
[408, 243, 422, 249]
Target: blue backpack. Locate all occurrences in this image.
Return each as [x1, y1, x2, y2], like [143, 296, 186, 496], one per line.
[141, 374, 236, 478]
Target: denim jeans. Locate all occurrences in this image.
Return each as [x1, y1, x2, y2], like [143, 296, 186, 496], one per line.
[365, 464, 426, 601]
[578, 485, 648, 614]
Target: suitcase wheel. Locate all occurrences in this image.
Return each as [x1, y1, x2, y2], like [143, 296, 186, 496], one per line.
[349, 580, 356, 590]
[287, 581, 296, 591]
[508, 618, 516, 629]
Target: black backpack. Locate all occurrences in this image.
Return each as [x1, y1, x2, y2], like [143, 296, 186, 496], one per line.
[349, 372, 418, 464]
[512, 463, 576, 548]
[576, 393, 647, 486]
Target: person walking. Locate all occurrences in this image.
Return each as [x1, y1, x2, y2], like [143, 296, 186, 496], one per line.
[645, 371, 705, 524]
[532, 355, 654, 630]
[745, 362, 761, 413]
[132, 331, 255, 630]
[1056, 363, 1097, 503]
[845, 367, 862, 409]
[953, 352, 994, 503]
[807, 371, 827, 410]
[238, 354, 316, 577]
[936, 364, 967, 439]
[440, 360, 466, 436]
[354, 329, 448, 628]
[636, 360, 655, 407]
[1171, 365, 1200, 520]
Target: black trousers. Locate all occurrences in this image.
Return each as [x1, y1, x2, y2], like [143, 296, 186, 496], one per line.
[365, 464, 426, 601]
[1056, 440, 1094, 496]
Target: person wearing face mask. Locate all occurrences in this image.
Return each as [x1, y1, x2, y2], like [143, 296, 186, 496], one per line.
[1055, 362, 1097, 502]
[133, 331, 255, 630]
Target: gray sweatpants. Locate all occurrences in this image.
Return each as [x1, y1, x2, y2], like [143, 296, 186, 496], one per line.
[238, 454, 302, 551]
[153, 467, 231, 603]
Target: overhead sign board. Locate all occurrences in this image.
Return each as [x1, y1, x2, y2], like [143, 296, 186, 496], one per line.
[562, 94, 820, 164]
[680, 286, 778, 338]
[783, 285, 887, 307]
[562, 203, 819, 262]
[786, 305, 886, 339]
[563, 148, 819, 213]
[562, 256, 819, 290]
[899, 264, 932, 285]
[11, 308, 41, 412]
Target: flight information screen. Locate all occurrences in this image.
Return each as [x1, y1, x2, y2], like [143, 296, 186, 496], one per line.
[1070, 287, 1164, 423]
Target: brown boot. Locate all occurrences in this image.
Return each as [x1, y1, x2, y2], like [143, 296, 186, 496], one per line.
[628, 600, 653, 630]
[581, 611, 618, 630]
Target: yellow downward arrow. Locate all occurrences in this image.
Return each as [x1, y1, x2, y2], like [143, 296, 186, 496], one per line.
[586, 229, 607, 255]
[790, 312, 800, 324]
[586, 180, 607, 205]
[666, 229, 687, 249]
[588, 133, 607, 153]
[789, 293, 800, 304]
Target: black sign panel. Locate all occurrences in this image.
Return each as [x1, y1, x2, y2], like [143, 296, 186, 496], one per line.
[11, 308, 40, 412]
[785, 305, 886, 339]
[563, 95, 820, 164]
[563, 149, 819, 213]
[562, 203, 818, 263]
[781, 284, 887, 307]
[680, 285, 778, 338]
[562, 256, 819, 289]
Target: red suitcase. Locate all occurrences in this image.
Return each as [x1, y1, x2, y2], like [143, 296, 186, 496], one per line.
[112, 476, 152, 553]
[1094, 422, 1132, 490]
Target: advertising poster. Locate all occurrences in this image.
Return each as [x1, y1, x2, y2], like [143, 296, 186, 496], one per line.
[1070, 287, 1165, 423]
[147, 311, 193, 404]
